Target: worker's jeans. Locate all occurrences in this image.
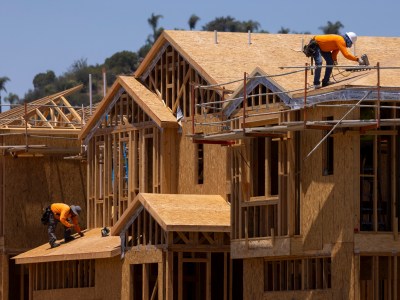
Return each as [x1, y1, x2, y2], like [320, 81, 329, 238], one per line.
[313, 48, 334, 85]
[48, 213, 72, 246]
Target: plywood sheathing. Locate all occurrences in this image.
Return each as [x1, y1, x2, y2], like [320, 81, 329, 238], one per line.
[136, 31, 400, 98]
[4, 153, 86, 251]
[112, 193, 230, 236]
[79, 76, 178, 142]
[13, 228, 120, 264]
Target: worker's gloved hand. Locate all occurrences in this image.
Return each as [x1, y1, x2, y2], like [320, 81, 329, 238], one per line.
[358, 57, 365, 65]
[79, 232, 84, 237]
[333, 60, 338, 65]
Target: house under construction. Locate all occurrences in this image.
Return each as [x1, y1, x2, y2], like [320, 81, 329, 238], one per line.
[0, 86, 89, 299]
[9, 30, 400, 299]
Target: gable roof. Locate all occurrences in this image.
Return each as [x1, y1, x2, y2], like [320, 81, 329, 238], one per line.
[13, 228, 120, 264]
[112, 193, 230, 235]
[136, 31, 400, 100]
[79, 76, 178, 142]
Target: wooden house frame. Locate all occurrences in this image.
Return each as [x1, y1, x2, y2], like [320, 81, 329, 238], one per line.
[1, 85, 89, 299]
[12, 31, 400, 299]
[112, 193, 232, 299]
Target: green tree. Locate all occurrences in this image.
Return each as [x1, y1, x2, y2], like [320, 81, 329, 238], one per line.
[277, 27, 290, 34]
[242, 20, 260, 32]
[148, 13, 163, 43]
[33, 70, 56, 90]
[0, 76, 10, 113]
[202, 16, 262, 32]
[203, 16, 241, 32]
[4, 92, 20, 108]
[319, 21, 344, 34]
[188, 14, 200, 30]
[104, 51, 139, 83]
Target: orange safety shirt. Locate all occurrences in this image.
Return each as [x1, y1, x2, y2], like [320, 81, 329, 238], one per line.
[50, 203, 81, 233]
[314, 35, 358, 62]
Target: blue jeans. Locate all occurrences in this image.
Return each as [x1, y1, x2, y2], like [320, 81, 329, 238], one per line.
[48, 213, 72, 246]
[313, 48, 334, 85]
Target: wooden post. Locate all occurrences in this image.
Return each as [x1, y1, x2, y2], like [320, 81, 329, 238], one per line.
[178, 252, 182, 300]
[354, 250, 360, 300]
[158, 262, 163, 300]
[29, 265, 33, 300]
[243, 72, 247, 133]
[206, 252, 211, 300]
[303, 63, 308, 128]
[394, 254, 398, 300]
[224, 252, 228, 300]
[143, 264, 149, 300]
[373, 137, 378, 231]
[374, 256, 379, 299]
[166, 234, 173, 300]
[1, 254, 8, 300]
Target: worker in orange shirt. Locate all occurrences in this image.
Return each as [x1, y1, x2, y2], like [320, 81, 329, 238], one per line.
[48, 203, 84, 248]
[312, 32, 365, 88]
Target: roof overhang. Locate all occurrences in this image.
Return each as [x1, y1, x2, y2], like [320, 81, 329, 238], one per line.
[13, 228, 120, 264]
[112, 193, 231, 236]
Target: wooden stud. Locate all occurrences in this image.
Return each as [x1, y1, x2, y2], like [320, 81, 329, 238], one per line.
[178, 252, 183, 300]
[206, 252, 211, 300]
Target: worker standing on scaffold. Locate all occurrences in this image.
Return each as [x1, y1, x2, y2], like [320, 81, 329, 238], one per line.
[310, 32, 366, 88]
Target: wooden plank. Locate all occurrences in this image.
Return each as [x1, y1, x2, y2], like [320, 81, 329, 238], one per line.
[166, 251, 173, 300]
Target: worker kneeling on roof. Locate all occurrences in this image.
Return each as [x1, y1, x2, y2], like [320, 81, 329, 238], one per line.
[310, 32, 365, 88]
[48, 203, 84, 248]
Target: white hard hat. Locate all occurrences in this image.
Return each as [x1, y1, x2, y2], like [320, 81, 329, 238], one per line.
[346, 32, 357, 43]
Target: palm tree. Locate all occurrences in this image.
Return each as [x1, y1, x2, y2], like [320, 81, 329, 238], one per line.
[148, 13, 163, 43]
[188, 14, 200, 30]
[0, 76, 10, 113]
[319, 21, 344, 34]
[243, 20, 260, 32]
[4, 92, 20, 110]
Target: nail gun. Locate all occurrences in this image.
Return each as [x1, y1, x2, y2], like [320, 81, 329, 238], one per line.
[345, 54, 370, 72]
[360, 54, 370, 66]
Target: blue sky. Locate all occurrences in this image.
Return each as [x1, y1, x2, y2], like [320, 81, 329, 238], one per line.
[1, 0, 399, 100]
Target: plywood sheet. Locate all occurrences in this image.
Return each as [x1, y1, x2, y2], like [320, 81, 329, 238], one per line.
[112, 193, 230, 235]
[13, 228, 120, 264]
[136, 31, 400, 95]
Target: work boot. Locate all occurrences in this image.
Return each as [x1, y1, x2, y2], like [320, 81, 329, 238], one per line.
[322, 81, 334, 87]
[64, 236, 75, 243]
[313, 84, 321, 89]
[51, 242, 60, 248]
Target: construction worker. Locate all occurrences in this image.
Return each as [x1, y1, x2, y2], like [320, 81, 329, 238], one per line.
[312, 32, 365, 88]
[48, 203, 84, 248]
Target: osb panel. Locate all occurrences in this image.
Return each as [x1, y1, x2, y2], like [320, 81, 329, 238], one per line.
[355, 233, 400, 254]
[4, 153, 86, 251]
[301, 111, 324, 251]
[177, 118, 229, 198]
[13, 228, 120, 264]
[138, 31, 400, 95]
[243, 258, 263, 300]
[123, 247, 162, 264]
[302, 105, 358, 251]
[331, 242, 355, 300]
[160, 128, 178, 194]
[95, 256, 122, 300]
